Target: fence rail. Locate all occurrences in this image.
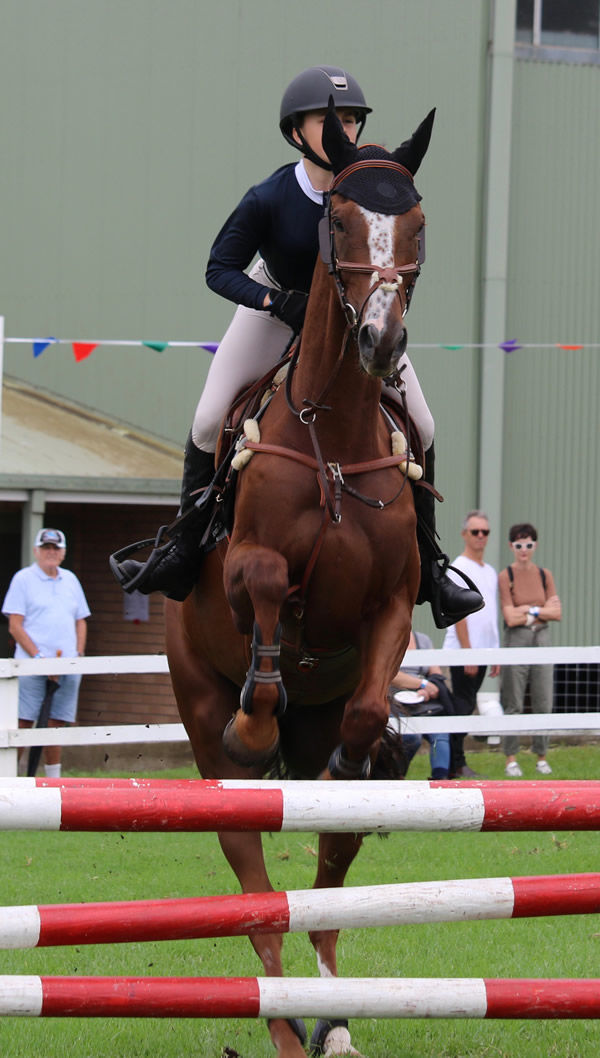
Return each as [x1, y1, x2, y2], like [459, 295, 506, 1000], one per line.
[0, 648, 598, 777]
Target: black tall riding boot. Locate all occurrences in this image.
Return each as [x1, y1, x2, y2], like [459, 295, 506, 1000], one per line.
[113, 436, 216, 602]
[414, 443, 484, 629]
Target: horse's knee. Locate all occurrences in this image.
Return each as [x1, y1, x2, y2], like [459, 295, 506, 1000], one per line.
[341, 692, 389, 750]
[225, 545, 289, 635]
[243, 549, 288, 601]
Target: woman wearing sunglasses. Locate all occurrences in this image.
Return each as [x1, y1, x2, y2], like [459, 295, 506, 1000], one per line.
[498, 522, 562, 777]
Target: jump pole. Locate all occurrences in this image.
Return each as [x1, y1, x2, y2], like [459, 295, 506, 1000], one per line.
[1, 873, 599, 949]
[1, 976, 599, 1019]
[1, 780, 600, 832]
[1, 774, 600, 791]
[2, 777, 600, 790]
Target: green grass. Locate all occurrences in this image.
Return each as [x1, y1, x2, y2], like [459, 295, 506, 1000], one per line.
[1, 746, 600, 1056]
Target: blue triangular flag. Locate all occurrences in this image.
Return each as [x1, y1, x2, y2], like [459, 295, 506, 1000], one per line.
[33, 337, 57, 358]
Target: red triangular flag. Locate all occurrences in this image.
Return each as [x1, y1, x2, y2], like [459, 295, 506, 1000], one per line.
[72, 342, 98, 362]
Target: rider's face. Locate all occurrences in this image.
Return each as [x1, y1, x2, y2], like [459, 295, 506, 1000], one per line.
[295, 108, 359, 163]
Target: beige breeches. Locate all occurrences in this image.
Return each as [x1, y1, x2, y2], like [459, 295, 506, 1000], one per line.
[192, 260, 434, 453]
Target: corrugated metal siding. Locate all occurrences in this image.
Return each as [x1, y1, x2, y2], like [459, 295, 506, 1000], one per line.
[0, 0, 488, 473]
[503, 59, 600, 645]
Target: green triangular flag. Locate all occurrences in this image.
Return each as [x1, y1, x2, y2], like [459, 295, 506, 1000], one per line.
[143, 341, 169, 353]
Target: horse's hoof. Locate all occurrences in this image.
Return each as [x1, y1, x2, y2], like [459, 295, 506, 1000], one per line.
[222, 715, 280, 768]
[310, 1019, 365, 1057]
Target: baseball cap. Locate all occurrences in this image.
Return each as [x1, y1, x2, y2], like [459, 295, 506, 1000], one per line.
[35, 528, 66, 548]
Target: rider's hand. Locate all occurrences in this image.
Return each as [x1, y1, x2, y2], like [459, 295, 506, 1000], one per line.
[267, 289, 308, 333]
[422, 679, 439, 700]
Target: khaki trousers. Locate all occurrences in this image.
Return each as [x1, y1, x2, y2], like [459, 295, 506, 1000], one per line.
[192, 260, 435, 452]
[501, 624, 553, 758]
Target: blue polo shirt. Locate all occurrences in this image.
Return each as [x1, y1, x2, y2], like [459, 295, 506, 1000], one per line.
[2, 563, 91, 659]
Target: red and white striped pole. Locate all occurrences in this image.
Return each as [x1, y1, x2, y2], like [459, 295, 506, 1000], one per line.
[1, 873, 599, 949]
[1, 975, 599, 1019]
[2, 777, 599, 790]
[0, 780, 599, 833]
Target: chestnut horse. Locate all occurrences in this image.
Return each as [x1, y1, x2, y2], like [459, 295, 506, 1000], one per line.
[165, 105, 434, 1058]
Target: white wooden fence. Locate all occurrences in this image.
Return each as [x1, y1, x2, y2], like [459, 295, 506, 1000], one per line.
[0, 647, 599, 777]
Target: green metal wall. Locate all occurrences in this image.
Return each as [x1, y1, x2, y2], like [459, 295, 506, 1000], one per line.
[503, 58, 600, 645]
[1, 2, 487, 464]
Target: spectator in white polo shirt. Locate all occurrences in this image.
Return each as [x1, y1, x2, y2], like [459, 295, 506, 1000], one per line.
[2, 528, 90, 777]
[442, 510, 500, 777]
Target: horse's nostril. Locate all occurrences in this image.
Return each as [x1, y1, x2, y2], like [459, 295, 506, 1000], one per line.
[358, 324, 380, 356]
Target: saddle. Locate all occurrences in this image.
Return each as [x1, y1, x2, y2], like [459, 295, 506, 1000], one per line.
[192, 355, 424, 550]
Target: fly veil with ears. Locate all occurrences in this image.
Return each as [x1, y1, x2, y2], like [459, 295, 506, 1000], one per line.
[317, 102, 436, 326]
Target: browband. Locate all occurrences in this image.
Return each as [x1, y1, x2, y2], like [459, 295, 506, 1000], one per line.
[331, 158, 414, 194]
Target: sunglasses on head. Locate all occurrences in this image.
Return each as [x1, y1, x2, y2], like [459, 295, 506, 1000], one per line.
[468, 528, 490, 537]
[512, 541, 535, 550]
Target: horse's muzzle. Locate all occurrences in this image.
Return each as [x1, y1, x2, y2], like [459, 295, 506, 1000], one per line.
[358, 322, 407, 377]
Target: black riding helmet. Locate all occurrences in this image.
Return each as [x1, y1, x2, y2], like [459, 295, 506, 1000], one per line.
[280, 65, 371, 171]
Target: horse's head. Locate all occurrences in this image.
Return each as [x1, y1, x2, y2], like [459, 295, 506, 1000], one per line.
[320, 103, 435, 379]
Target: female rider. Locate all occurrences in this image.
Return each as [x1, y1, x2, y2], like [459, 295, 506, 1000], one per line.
[115, 65, 481, 629]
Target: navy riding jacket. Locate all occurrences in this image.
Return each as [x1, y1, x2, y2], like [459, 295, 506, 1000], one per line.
[205, 164, 324, 311]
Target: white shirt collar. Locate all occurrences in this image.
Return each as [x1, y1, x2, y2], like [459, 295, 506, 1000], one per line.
[294, 160, 325, 205]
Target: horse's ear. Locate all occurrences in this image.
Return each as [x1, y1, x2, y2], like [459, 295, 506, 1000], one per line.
[392, 108, 436, 176]
[322, 95, 359, 174]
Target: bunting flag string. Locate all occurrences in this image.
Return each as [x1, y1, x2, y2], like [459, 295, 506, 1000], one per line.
[3, 336, 600, 362]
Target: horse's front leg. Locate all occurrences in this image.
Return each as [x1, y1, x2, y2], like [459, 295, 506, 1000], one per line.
[326, 589, 413, 780]
[219, 830, 308, 1058]
[223, 542, 289, 767]
[308, 831, 367, 1057]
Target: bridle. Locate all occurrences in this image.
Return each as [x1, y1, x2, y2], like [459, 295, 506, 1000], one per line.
[284, 157, 427, 425]
[318, 159, 426, 333]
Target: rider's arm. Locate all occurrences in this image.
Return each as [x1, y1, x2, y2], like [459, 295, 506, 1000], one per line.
[205, 187, 272, 310]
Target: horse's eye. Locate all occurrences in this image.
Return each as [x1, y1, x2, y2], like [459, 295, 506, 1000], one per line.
[332, 217, 345, 233]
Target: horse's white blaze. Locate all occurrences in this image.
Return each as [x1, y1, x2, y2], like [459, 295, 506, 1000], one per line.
[358, 206, 397, 327]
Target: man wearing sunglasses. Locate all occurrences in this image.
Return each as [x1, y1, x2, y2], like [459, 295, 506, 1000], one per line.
[442, 511, 500, 778]
[498, 522, 562, 777]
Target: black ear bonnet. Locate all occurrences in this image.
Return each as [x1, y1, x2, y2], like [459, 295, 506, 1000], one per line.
[321, 102, 435, 215]
[330, 145, 422, 216]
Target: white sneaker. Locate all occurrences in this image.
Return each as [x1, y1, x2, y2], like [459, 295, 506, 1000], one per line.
[536, 760, 552, 775]
[505, 760, 523, 777]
